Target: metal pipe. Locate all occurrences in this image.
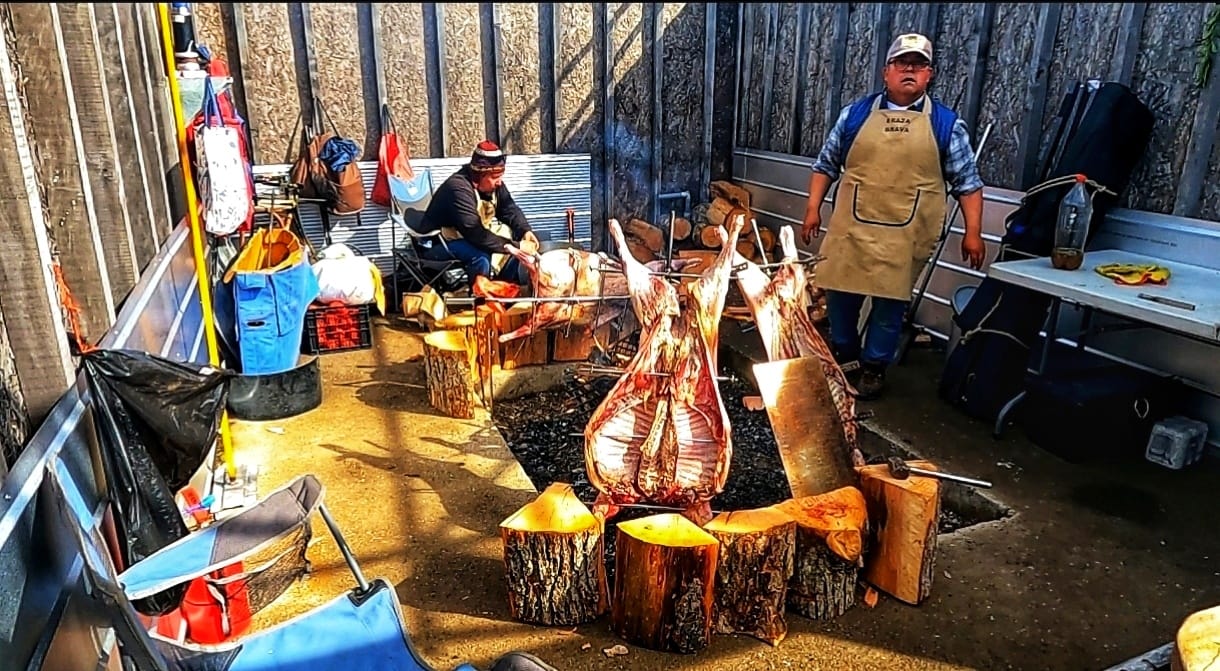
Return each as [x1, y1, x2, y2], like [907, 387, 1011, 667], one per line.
[319, 504, 370, 594]
[569, 432, 720, 444]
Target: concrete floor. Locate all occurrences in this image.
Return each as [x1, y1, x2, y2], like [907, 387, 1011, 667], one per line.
[229, 316, 1220, 671]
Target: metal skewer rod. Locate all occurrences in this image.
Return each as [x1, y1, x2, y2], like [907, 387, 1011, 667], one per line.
[568, 432, 720, 443]
[445, 294, 634, 306]
[576, 364, 730, 381]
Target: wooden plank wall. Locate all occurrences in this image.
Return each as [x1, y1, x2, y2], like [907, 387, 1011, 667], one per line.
[0, 2, 177, 465]
[192, 2, 741, 232]
[736, 2, 1220, 223]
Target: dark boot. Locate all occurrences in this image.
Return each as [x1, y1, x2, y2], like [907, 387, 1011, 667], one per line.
[856, 362, 887, 400]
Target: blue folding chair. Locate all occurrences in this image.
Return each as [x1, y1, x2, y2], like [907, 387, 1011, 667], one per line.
[46, 458, 554, 671]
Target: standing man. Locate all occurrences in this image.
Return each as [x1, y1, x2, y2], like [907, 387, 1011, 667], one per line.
[801, 33, 985, 400]
[418, 140, 542, 287]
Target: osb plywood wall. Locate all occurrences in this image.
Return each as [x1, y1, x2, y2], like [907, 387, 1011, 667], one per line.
[737, 3, 1220, 222]
[191, 2, 740, 229]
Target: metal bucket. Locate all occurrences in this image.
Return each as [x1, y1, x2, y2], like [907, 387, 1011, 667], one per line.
[946, 284, 977, 359]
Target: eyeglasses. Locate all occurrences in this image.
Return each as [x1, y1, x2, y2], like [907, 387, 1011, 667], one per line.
[889, 59, 931, 72]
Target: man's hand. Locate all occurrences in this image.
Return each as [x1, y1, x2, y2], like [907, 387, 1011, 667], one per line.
[519, 232, 540, 255]
[961, 232, 986, 270]
[801, 209, 822, 245]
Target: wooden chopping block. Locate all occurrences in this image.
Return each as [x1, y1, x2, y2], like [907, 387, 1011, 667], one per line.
[856, 460, 941, 605]
[1174, 603, 1220, 671]
[499, 304, 549, 369]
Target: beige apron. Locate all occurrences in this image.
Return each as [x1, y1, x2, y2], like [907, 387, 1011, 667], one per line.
[441, 182, 514, 273]
[815, 96, 947, 301]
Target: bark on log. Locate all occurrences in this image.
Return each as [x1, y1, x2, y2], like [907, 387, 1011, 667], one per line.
[500, 305, 550, 369]
[626, 218, 666, 254]
[703, 507, 796, 646]
[423, 330, 476, 419]
[612, 513, 719, 654]
[776, 487, 869, 620]
[500, 482, 609, 626]
[856, 461, 941, 605]
[435, 310, 488, 396]
[710, 180, 752, 209]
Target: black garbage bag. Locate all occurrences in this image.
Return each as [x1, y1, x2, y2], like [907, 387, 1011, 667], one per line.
[82, 349, 236, 615]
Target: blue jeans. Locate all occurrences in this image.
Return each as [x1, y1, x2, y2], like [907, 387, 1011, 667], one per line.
[420, 238, 525, 286]
[824, 290, 908, 367]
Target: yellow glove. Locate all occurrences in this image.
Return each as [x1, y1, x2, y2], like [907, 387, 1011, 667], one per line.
[1094, 263, 1170, 286]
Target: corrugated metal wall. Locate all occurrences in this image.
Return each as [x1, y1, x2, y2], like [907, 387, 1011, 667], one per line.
[191, 2, 741, 248]
[253, 154, 592, 275]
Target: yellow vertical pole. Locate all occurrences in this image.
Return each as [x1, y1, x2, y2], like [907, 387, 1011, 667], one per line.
[156, 2, 237, 481]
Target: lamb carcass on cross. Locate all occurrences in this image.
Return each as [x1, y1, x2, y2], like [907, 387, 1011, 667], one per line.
[583, 215, 746, 525]
[732, 225, 864, 466]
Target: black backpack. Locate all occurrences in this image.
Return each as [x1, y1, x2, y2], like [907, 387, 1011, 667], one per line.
[939, 82, 1154, 422]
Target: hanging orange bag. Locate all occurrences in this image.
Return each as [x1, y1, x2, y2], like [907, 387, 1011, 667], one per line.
[371, 103, 416, 207]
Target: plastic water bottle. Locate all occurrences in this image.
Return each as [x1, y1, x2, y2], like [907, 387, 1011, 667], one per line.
[1052, 174, 1093, 270]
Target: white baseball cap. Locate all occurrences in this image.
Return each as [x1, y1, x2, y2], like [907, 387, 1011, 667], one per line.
[886, 33, 933, 63]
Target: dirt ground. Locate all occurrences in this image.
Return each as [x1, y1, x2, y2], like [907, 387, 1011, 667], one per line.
[228, 316, 1220, 671]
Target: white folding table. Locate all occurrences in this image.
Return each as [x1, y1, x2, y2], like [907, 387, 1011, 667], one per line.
[985, 248, 1220, 436]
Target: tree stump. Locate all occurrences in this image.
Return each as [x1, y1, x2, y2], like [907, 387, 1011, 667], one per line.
[611, 513, 718, 654]
[1173, 603, 1220, 671]
[436, 310, 493, 403]
[776, 486, 869, 620]
[423, 330, 475, 419]
[703, 507, 796, 646]
[856, 461, 941, 605]
[500, 482, 609, 626]
[500, 305, 549, 369]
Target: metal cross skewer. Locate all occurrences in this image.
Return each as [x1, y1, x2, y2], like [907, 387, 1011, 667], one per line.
[568, 432, 720, 443]
[575, 363, 730, 381]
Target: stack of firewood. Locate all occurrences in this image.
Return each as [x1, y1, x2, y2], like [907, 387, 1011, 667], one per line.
[618, 180, 779, 267]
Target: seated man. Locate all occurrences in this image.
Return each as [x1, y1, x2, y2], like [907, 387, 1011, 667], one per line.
[417, 140, 543, 287]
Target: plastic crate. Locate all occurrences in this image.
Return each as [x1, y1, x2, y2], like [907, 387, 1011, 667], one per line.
[303, 302, 372, 354]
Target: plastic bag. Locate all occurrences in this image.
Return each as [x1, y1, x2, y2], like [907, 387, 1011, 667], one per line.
[82, 349, 236, 615]
[312, 243, 385, 314]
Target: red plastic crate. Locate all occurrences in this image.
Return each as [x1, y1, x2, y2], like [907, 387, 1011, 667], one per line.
[303, 302, 372, 354]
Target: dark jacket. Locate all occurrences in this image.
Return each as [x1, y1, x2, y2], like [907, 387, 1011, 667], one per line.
[418, 165, 532, 254]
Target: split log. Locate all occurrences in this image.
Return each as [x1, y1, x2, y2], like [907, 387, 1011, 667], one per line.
[856, 461, 941, 605]
[500, 482, 609, 626]
[776, 487, 869, 620]
[671, 216, 692, 242]
[626, 218, 666, 255]
[710, 179, 752, 209]
[1173, 603, 1220, 671]
[499, 304, 550, 369]
[703, 507, 796, 646]
[423, 330, 475, 419]
[612, 513, 718, 654]
[705, 197, 747, 231]
[698, 222, 724, 249]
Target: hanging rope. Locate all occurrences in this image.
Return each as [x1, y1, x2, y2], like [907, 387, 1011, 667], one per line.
[51, 261, 96, 355]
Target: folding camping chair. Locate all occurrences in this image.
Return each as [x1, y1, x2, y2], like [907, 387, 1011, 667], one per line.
[387, 173, 468, 298]
[45, 457, 502, 671]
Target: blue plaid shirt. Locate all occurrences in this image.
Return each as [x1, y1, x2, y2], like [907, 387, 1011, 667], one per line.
[811, 94, 984, 198]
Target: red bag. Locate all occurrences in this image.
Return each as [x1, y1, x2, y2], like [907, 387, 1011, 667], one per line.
[371, 104, 416, 207]
[154, 561, 252, 644]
